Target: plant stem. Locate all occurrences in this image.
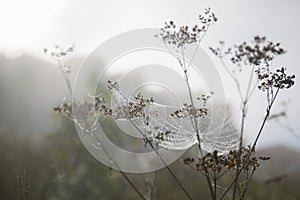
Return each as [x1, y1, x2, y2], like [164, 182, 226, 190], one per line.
[130, 120, 193, 200]
[57, 60, 73, 97]
[240, 168, 255, 199]
[180, 47, 215, 199]
[232, 101, 247, 200]
[220, 59, 256, 200]
[119, 171, 146, 200]
[219, 88, 280, 200]
[55, 60, 146, 200]
[213, 171, 217, 199]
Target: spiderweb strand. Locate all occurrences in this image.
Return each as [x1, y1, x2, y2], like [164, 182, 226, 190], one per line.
[109, 87, 239, 153]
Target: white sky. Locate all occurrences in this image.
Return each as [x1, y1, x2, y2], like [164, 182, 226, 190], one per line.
[1, 0, 299, 149]
[1, 0, 299, 58]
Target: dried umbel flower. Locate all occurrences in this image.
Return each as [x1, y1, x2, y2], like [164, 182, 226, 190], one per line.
[155, 8, 217, 49]
[94, 95, 112, 115]
[44, 44, 75, 60]
[53, 102, 72, 118]
[171, 104, 208, 119]
[256, 67, 295, 91]
[210, 36, 295, 109]
[107, 81, 155, 120]
[209, 41, 231, 58]
[210, 36, 286, 67]
[171, 92, 213, 119]
[182, 146, 268, 178]
[230, 36, 285, 66]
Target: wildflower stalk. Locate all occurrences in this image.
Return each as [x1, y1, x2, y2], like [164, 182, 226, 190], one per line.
[181, 47, 204, 157]
[17, 170, 29, 200]
[240, 168, 255, 199]
[181, 49, 215, 200]
[129, 119, 193, 200]
[219, 55, 260, 200]
[157, 11, 218, 197]
[148, 171, 158, 200]
[232, 69, 255, 200]
[57, 59, 73, 97]
[219, 87, 280, 200]
[119, 170, 146, 200]
[47, 47, 146, 200]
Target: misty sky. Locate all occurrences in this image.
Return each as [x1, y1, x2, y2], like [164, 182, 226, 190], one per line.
[1, 0, 300, 150]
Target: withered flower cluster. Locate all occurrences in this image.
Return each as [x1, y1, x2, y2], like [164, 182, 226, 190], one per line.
[230, 36, 285, 66]
[53, 102, 72, 118]
[182, 146, 270, 177]
[155, 8, 217, 49]
[44, 44, 75, 73]
[107, 80, 154, 120]
[44, 44, 75, 60]
[210, 36, 295, 96]
[256, 67, 295, 91]
[210, 36, 285, 66]
[209, 41, 231, 58]
[54, 99, 106, 122]
[53, 81, 156, 123]
[171, 93, 213, 119]
[209, 35, 295, 199]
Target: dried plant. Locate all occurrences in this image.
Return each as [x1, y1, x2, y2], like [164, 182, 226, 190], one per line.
[18, 170, 29, 200]
[49, 8, 295, 200]
[210, 30, 295, 200]
[45, 45, 147, 200]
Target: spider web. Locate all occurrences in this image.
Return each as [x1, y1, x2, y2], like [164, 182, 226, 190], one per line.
[109, 87, 239, 153]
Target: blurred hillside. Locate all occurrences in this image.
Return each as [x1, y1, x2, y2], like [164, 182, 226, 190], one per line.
[0, 54, 83, 135]
[256, 146, 300, 181]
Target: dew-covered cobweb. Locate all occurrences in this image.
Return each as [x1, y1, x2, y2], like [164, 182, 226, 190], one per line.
[109, 87, 239, 154]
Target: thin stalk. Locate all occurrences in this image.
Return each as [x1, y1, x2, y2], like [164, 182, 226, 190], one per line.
[129, 119, 193, 200]
[186, 29, 209, 71]
[17, 171, 29, 200]
[18, 173, 24, 200]
[219, 88, 280, 200]
[57, 60, 73, 97]
[99, 140, 146, 200]
[150, 170, 158, 200]
[213, 171, 217, 199]
[220, 60, 255, 200]
[247, 80, 259, 100]
[25, 171, 29, 200]
[56, 60, 146, 200]
[244, 66, 255, 101]
[181, 47, 203, 157]
[205, 171, 216, 200]
[120, 171, 146, 200]
[252, 88, 279, 147]
[80, 117, 146, 200]
[180, 47, 215, 199]
[240, 168, 255, 199]
[220, 59, 243, 101]
[232, 101, 246, 200]
[109, 87, 192, 199]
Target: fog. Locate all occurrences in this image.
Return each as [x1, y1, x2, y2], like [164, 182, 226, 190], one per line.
[1, 1, 300, 199]
[1, 0, 299, 149]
